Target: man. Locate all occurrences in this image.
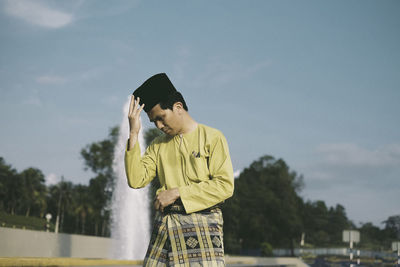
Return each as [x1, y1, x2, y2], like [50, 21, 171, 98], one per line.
[125, 73, 234, 266]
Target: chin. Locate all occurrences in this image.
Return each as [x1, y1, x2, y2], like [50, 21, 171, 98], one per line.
[163, 129, 174, 136]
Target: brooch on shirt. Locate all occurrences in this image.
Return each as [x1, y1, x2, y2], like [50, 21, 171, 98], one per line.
[192, 151, 201, 158]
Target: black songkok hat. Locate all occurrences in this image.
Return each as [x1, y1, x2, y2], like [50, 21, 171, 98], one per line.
[133, 73, 177, 112]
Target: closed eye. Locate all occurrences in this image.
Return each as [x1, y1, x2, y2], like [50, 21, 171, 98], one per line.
[150, 116, 164, 123]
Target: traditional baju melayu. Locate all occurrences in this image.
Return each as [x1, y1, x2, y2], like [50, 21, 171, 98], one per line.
[125, 123, 234, 266]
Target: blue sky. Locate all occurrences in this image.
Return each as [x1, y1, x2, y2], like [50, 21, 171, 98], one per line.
[0, 0, 399, 227]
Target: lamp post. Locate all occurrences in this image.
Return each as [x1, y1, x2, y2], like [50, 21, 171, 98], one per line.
[55, 177, 64, 234]
[45, 213, 52, 232]
[392, 241, 400, 266]
[343, 230, 360, 267]
[299, 232, 305, 259]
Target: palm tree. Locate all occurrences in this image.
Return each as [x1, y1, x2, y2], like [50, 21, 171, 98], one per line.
[20, 168, 46, 217]
[59, 180, 74, 232]
[72, 185, 93, 234]
[0, 158, 24, 214]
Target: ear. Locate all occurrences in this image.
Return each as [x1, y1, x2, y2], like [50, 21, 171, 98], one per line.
[173, 102, 184, 114]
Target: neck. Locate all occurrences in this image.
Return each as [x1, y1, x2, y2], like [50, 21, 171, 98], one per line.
[178, 114, 197, 135]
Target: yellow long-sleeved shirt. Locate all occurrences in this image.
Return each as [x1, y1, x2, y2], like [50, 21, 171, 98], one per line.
[125, 123, 234, 214]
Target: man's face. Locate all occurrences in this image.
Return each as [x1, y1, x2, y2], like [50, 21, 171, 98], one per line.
[147, 103, 182, 136]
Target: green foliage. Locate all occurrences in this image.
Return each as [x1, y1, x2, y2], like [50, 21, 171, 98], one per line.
[0, 127, 120, 236]
[80, 126, 119, 177]
[223, 155, 303, 253]
[355, 215, 400, 251]
[76, 126, 119, 236]
[299, 201, 352, 247]
[46, 179, 75, 233]
[72, 184, 93, 234]
[20, 168, 47, 217]
[0, 157, 22, 214]
[384, 215, 400, 239]
[0, 127, 118, 236]
[223, 155, 358, 254]
[358, 222, 391, 250]
[261, 242, 273, 256]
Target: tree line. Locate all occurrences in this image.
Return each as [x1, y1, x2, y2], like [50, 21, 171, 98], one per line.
[0, 126, 399, 254]
[0, 127, 118, 236]
[222, 155, 400, 254]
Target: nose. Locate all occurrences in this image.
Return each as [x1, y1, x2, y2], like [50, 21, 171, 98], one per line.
[155, 121, 164, 130]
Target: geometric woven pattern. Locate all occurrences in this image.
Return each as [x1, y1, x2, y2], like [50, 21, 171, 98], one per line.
[144, 208, 225, 266]
[212, 236, 222, 248]
[186, 237, 199, 248]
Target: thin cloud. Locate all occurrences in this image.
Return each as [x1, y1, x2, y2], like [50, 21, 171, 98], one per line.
[316, 143, 400, 167]
[301, 143, 400, 183]
[4, 0, 73, 29]
[78, 66, 110, 81]
[190, 57, 271, 90]
[36, 75, 66, 85]
[74, 0, 140, 20]
[300, 143, 400, 226]
[173, 46, 191, 83]
[37, 66, 108, 86]
[306, 171, 334, 181]
[304, 183, 399, 226]
[101, 95, 120, 106]
[22, 95, 42, 107]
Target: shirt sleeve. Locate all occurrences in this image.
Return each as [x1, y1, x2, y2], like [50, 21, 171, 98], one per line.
[124, 139, 157, 188]
[178, 133, 234, 213]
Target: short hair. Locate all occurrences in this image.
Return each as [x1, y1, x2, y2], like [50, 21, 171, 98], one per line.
[159, 91, 188, 111]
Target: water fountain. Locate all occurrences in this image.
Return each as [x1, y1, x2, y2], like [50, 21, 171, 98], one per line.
[110, 97, 150, 260]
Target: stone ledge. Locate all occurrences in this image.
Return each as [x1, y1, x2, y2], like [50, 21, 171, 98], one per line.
[0, 257, 142, 267]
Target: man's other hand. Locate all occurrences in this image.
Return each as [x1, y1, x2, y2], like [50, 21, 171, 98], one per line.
[154, 188, 180, 212]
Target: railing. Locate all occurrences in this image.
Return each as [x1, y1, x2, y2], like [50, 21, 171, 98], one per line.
[273, 247, 396, 259]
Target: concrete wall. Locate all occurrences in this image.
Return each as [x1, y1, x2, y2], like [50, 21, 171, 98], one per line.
[0, 227, 111, 258]
[1, 227, 311, 266]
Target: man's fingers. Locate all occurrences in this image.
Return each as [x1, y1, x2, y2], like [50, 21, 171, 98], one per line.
[129, 95, 139, 116]
[128, 95, 135, 116]
[138, 103, 145, 114]
[129, 96, 144, 119]
[132, 97, 141, 116]
[133, 96, 139, 112]
[154, 199, 163, 211]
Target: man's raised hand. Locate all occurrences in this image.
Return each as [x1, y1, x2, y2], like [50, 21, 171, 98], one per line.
[127, 95, 144, 149]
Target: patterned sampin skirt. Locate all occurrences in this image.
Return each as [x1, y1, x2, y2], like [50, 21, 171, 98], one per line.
[143, 204, 225, 267]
